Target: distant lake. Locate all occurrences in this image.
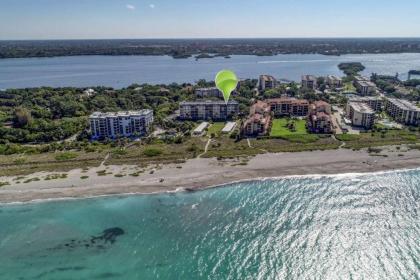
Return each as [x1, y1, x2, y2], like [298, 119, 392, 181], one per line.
[1, 53, 420, 89]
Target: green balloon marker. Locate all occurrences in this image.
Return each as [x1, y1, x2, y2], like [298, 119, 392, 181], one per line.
[215, 70, 238, 104]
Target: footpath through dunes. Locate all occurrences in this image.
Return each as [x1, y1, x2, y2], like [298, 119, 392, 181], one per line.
[1, 147, 420, 203]
[0, 168, 419, 279]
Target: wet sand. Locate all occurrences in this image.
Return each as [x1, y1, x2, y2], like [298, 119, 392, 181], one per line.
[1, 147, 420, 203]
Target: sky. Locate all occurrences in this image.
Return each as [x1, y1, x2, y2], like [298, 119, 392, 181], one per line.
[0, 0, 420, 40]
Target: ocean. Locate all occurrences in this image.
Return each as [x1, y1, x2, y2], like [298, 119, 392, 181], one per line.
[1, 53, 420, 89]
[0, 169, 419, 279]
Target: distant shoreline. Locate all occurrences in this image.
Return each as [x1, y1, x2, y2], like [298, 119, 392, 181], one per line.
[2, 38, 420, 60]
[1, 147, 419, 204]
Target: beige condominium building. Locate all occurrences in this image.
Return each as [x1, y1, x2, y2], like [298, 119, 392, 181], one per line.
[258, 75, 277, 91]
[242, 101, 272, 136]
[301, 75, 317, 90]
[326, 75, 343, 88]
[346, 102, 375, 129]
[347, 95, 383, 112]
[266, 97, 310, 117]
[307, 101, 334, 133]
[354, 76, 377, 95]
[385, 98, 420, 126]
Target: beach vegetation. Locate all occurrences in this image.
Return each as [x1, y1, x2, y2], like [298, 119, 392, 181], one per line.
[55, 152, 78, 161]
[143, 148, 163, 157]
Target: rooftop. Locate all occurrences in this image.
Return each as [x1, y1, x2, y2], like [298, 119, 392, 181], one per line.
[193, 122, 209, 133]
[354, 76, 370, 82]
[327, 75, 342, 81]
[260, 75, 276, 81]
[357, 81, 376, 87]
[349, 102, 375, 114]
[387, 98, 420, 112]
[180, 100, 238, 106]
[302, 75, 317, 81]
[347, 94, 382, 102]
[266, 97, 309, 105]
[89, 110, 152, 118]
[195, 87, 219, 91]
[222, 122, 237, 133]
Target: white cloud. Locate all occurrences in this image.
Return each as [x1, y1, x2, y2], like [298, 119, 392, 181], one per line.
[126, 4, 136, 10]
[149, 4, 155, 9]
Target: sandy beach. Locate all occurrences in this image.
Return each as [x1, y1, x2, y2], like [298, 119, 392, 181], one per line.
[1, 146, 420, 204]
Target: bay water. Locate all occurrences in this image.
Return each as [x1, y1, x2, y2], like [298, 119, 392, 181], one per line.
[1, 53, 420, 89]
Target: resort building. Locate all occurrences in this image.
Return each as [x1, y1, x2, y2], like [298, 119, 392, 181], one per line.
[326, 75, 343, 88]
[307, 101, 334, 134]
[346, 102, 375, 129]
[354, 76, 377, 95]
[242, 101, 272, 136]
[266, 97, 310, 117]
[347, 95, 383, 112]
[310, 100, 332, 115]
[179, 100, 239, 121]
[89, 110, 154, 139]
[195, 87, 222, 98]
[258, 75, 277, 91]
[384, 98, 420, 126]
[301, 75, 317, 90]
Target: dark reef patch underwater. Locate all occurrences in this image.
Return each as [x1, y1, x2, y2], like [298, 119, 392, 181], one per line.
[0, 168, 419, 279]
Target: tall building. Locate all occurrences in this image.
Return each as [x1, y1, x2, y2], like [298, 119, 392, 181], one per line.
[179, 100, 239, 121]
[385, 98, 420, 126]
[89, 110, 154, 139]
[354, 76, 376, 95]
[346, 102, 375, 129]
[326, 75, 343, 88]
[301, 75, 317, 90]
[307, 101, 334, 133]
[258, 75, 277, 91]
[195, 87, 222, 98]
[266, 98, 310, 117]
[347, 95, 383, 112]
[242, 101, 272, 136]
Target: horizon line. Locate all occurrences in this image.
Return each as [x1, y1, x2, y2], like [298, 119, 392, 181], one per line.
[1, 36, 420, 42]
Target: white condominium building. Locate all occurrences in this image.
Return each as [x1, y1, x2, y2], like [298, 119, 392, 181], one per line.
[385, 98, 420, 126]
[179, 100, 239, 121]
[346, 102, 375, 129]
[89, 110, 154, 139]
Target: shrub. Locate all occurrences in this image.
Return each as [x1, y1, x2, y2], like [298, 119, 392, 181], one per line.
[143, 148, 163, 157]
[55, 152, 78, 161]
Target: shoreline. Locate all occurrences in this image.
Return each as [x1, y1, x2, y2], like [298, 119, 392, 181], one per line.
[1, 147, 420, 204]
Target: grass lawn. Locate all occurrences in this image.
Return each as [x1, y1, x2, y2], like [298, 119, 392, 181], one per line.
[207, 122, 225, 137]
[270, 119, 307, 137]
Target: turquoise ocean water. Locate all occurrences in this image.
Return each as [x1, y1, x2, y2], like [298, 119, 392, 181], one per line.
[0, 169, 419, 279]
